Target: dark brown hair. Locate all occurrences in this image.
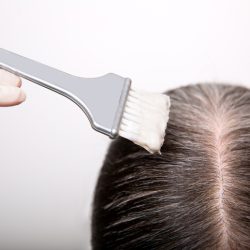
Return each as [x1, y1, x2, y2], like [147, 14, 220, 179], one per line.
[92, 84, 250, 249]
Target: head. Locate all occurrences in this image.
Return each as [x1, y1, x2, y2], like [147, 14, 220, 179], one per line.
[92, 84, 250, 249]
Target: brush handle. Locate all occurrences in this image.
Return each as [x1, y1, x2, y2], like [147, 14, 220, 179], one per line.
[0, 49, 131, 137]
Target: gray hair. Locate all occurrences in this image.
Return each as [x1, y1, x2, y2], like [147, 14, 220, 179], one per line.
[92, 83, 250, 249]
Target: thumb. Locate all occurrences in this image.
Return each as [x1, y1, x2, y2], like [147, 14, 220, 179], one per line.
[0, 85, 26, 107]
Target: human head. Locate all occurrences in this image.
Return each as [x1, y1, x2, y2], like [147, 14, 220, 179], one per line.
[92, 84, 250, 249]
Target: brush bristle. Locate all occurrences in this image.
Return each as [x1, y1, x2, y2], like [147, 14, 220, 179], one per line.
[118, 88, 171, 154]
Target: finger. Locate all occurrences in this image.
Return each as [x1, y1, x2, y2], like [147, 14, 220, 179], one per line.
[0, 69, 22, 87]
[0, 85, 26, 107]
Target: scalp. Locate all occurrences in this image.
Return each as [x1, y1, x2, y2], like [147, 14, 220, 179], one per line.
[92, 84, 250, 250]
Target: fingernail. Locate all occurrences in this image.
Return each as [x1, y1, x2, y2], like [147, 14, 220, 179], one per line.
[19, 90, 26, 102]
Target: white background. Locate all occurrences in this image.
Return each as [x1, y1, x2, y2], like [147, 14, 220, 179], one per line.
[0, 0, 249, 249]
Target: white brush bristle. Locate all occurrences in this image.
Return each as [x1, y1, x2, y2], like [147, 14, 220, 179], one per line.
[118, 88, 171, 154]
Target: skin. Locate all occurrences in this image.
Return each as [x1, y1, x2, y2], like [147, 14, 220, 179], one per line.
[0, 69, 26, 106]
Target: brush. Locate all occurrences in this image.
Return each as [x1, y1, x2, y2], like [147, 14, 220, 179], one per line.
[0, 48, 170, 153]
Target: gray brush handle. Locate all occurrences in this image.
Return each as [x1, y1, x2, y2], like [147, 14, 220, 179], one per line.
[0, 49, 131, 137]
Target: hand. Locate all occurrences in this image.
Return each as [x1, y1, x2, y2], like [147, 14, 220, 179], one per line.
[0, 69, 26, 106]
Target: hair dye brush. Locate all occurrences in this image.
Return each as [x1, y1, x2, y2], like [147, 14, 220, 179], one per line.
[0, 48, 170, 153]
